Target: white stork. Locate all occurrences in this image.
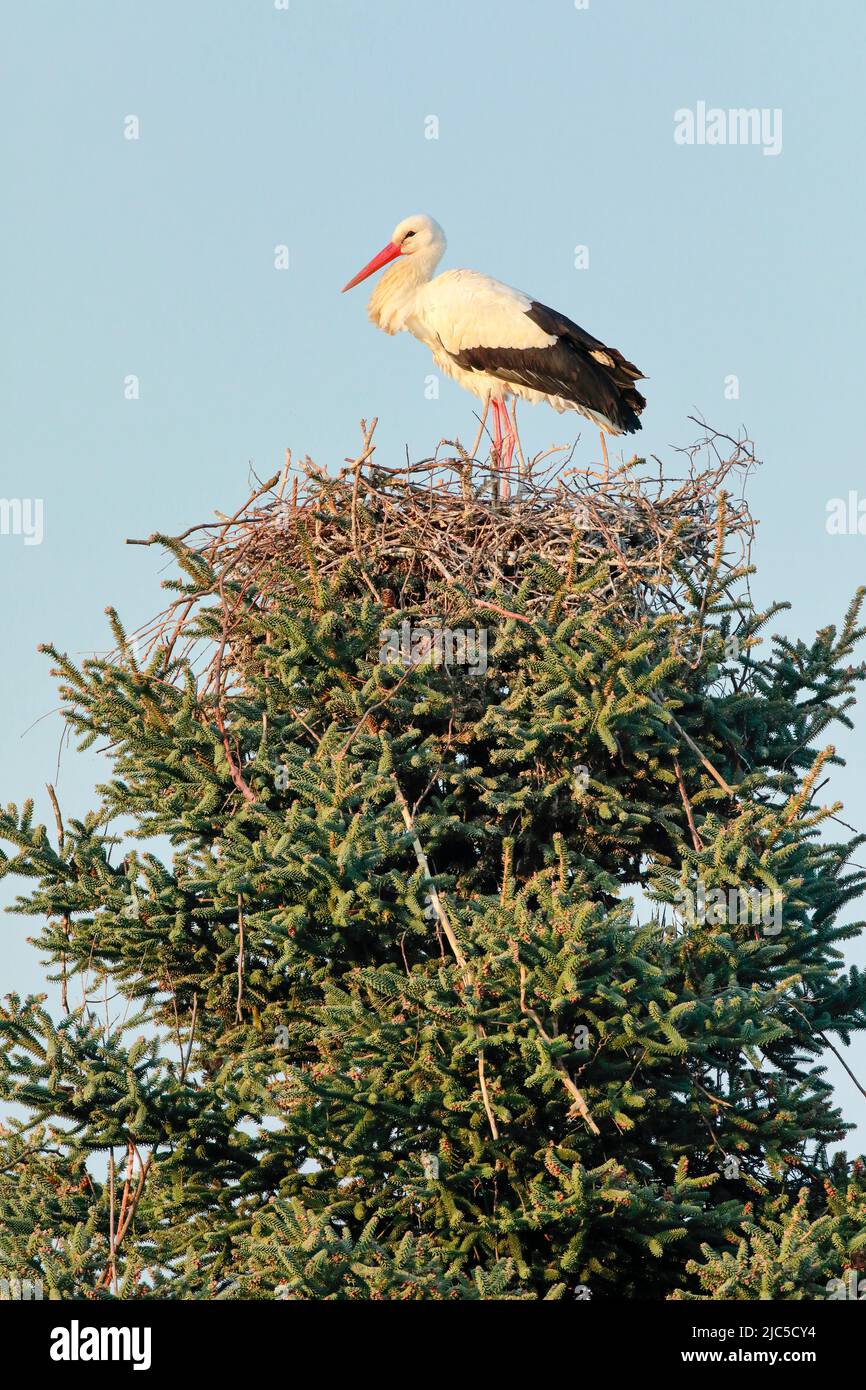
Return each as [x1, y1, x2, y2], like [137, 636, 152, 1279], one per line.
[341, 213, 646, 491]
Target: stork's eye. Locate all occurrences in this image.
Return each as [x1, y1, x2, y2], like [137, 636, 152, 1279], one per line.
[403, 230, 415, 241]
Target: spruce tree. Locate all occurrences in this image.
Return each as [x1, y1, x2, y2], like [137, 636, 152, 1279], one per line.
[1, 426, 864, 1300]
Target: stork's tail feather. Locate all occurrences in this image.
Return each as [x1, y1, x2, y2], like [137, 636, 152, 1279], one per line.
[606, 380, 646, 435]
[591, 346, 646, 434]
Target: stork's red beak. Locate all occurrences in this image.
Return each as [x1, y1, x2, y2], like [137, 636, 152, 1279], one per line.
[341, 241, 401, 292]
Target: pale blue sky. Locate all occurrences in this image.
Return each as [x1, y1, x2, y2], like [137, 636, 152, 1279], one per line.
[2, 0, 865, 1148]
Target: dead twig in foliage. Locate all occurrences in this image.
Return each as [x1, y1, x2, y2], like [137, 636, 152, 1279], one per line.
[391, 772, 500, 1144]
[518, 964, 600, 1135]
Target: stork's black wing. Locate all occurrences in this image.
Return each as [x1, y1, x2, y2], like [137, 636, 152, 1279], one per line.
[447, 298, 646, 435]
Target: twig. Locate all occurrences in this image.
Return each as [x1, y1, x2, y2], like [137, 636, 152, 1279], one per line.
[180, 993, 198, 1085]
[46, 782, 70, 1013]
[236, 896, 245, 1023]
[818, 1032, 866, 1103]
[97, 1147, 153, 1290]
[674, 756, 703, 852]
[519, 965, 600, 1135]
[108, 1150, 117, 1295]
[335, 663, 417, 762]
[650, 694, 737, 797]
[467, 398, 491, 465]
[392, 772, 499, 1141]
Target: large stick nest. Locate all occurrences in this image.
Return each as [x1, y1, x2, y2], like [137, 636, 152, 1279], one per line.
[128, 419, 759, 679]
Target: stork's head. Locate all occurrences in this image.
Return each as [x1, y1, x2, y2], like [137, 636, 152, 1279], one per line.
[341, 214, 446, 292]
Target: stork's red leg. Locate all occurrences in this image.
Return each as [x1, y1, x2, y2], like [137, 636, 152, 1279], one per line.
[499, 410, 516, 501]
[505, 404, 517, 470]
[491, 398, 504, 491]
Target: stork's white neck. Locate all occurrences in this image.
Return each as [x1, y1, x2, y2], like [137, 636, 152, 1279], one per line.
[368, 241, 444, 335]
